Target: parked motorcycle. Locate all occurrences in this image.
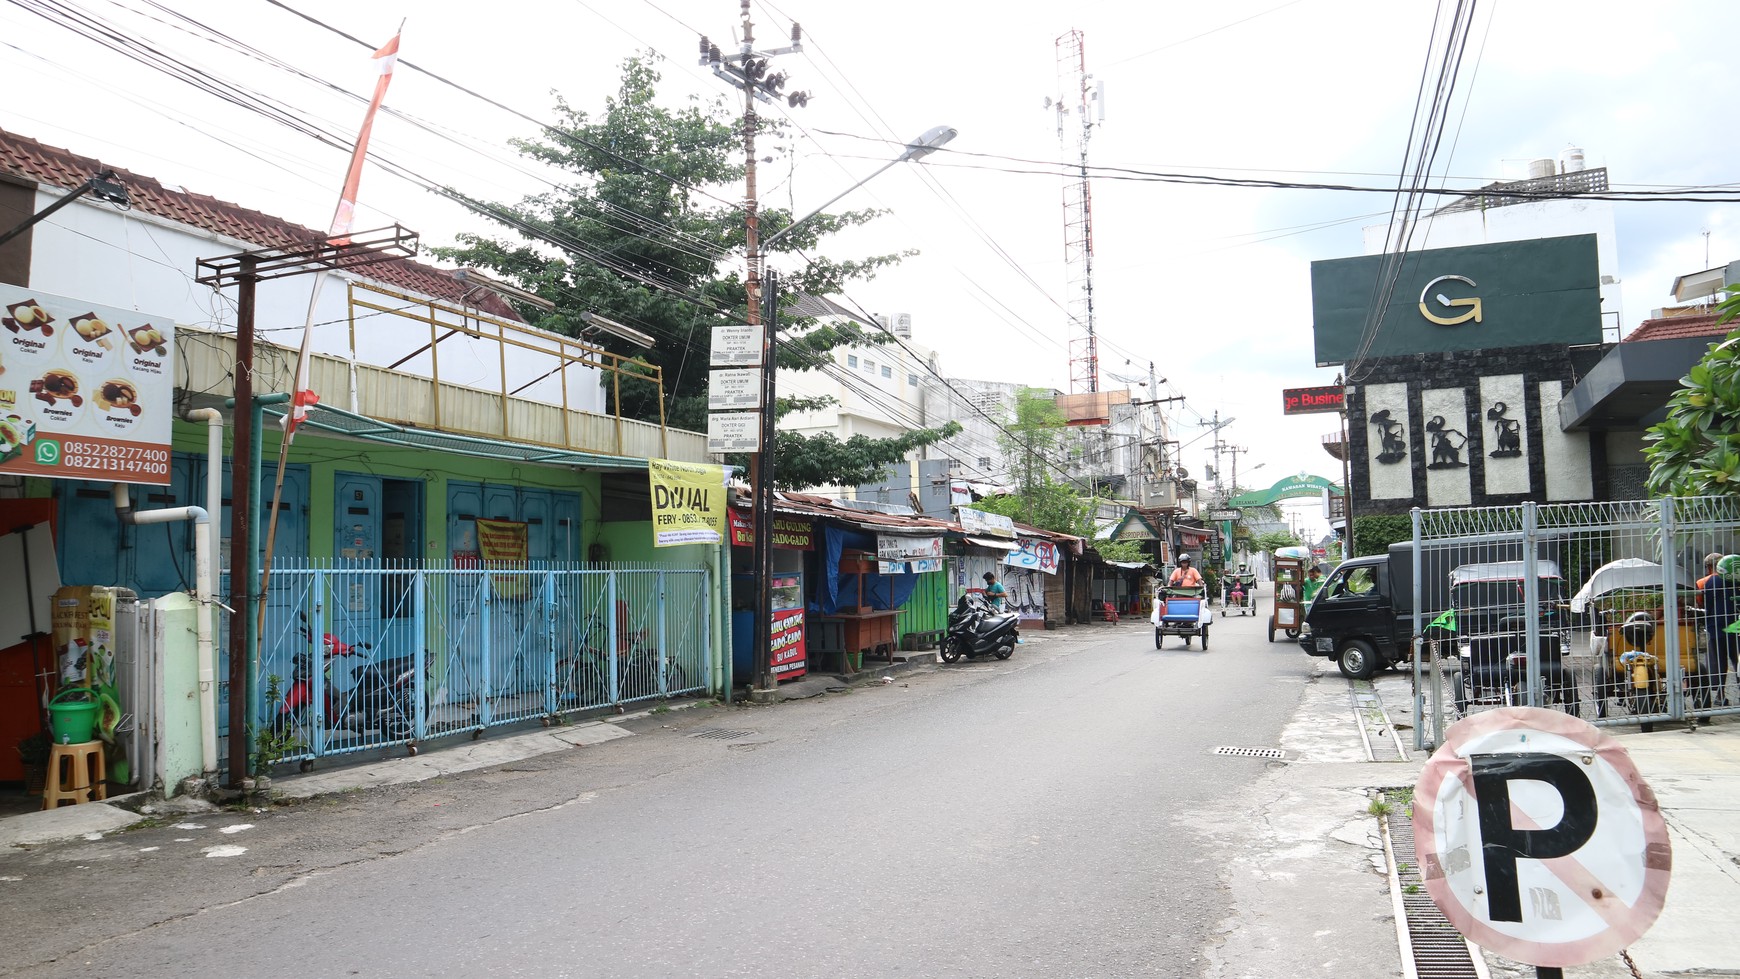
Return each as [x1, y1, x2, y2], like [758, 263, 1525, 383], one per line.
[279, 614, 422, 747]
[940, 593, 1020, 663]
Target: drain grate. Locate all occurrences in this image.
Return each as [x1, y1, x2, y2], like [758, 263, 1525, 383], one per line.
[1212, 746, 1287, 760]
[1385, 799, 1485, 979]
[688, 728, 757, 741]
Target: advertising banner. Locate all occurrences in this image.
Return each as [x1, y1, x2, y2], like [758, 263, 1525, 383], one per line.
[1282, 385, 1346, 415]
[648, 459, 728, 547]
[1004, 538, 1060, 575]
[877, 534, 943, 561]
[769, 573, 806, 680]
[879, 557, 942, 575]
[474, 518, 531, 599]
[727, 510, 814, 549]
[1, 288, 175, 484]
[957, 507, 1015, 538]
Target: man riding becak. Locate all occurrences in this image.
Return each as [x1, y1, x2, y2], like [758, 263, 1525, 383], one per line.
[1168, 554, 1203, 590]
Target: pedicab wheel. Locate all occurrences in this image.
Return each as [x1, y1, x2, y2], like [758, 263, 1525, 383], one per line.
[1183, 634, 1192, 649]
[406, 743, 419, 757]
[1154, 628, 1163, 650]
[1199, 624, 1210, 649]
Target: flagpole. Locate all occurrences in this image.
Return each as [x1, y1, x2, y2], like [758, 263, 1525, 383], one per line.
[256, 28, 399, 679]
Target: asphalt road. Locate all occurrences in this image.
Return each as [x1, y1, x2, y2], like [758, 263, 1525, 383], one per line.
[1, 609, 1312, 979]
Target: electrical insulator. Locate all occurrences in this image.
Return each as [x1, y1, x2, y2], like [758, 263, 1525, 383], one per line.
[791, 23, 802, 44]
[709, 43, 723, 64]
[762, 71, 785, 96]
[788, 91, 809, 108]
[698, 35, 710, 58]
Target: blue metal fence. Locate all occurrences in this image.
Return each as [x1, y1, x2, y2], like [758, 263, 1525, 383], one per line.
[222, 562, 710, 768]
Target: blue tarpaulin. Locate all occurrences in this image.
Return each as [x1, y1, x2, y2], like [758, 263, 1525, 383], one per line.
[816, 524, 918, 614]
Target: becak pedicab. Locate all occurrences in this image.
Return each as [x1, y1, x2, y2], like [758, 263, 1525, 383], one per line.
[1221, 565, 1259, 617]
[1152, 584, 1212, 649]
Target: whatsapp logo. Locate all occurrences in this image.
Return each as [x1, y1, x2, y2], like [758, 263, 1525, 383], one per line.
[33, 439, 61, 466]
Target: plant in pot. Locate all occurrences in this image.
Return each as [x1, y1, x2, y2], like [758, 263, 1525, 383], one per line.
[16, 731, 50, 796]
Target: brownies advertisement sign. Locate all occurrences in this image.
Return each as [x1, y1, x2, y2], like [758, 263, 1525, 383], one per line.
[0, 288, 174, 484]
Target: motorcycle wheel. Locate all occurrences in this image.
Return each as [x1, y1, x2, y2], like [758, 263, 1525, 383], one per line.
[995, 644, 1014, 661]
[940, 636, 964, 664]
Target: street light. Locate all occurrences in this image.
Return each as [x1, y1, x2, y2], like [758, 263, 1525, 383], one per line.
[748, 124, 956, 698]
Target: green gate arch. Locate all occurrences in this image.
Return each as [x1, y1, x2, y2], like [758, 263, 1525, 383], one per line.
[1227, 473, 1341, 508]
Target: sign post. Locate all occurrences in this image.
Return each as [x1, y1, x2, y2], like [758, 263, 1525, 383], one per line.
[1413, 708, 1672, 972]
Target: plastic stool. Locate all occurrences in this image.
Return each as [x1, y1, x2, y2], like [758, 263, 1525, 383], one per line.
[42, 740, 107, 809]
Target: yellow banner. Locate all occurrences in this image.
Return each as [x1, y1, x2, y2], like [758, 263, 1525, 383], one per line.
[649, 459, 728, 547]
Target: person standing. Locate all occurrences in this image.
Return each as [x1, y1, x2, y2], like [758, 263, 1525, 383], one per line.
[1301, 566, 1325, 604]
[1702, 555, 1739, 707]
[981, 571, 1008, 612]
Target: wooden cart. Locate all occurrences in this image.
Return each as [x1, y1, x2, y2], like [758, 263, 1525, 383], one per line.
[1268, 550, 1309, 643]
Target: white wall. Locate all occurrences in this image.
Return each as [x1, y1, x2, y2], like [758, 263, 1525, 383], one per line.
[28, 191, 605, 414]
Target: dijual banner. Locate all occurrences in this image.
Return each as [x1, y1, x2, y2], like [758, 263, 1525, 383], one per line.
[649, 459, 728, 547]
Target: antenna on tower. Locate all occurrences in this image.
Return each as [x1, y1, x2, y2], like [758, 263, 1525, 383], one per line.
[1051, 29, 1106, 424]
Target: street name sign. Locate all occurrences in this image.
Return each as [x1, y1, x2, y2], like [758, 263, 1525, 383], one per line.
[1206, 508, 1241, 522]
[1412, 707, 1672, 968]
[709, 325, 763, 366]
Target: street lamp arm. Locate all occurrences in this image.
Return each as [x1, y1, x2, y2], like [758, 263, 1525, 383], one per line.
[761, 125, 955, 251]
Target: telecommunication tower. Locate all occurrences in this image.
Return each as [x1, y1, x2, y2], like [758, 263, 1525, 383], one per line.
[1051, 29, 1103, 398]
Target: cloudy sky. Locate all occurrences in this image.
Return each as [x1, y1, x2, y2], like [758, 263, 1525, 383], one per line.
[3, 0, 1736, 533]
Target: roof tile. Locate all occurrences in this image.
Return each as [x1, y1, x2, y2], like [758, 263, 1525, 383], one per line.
[1625, 311, 1736, 344]
[0, 127, 519, 320]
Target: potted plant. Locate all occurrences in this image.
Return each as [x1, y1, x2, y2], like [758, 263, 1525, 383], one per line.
[16, 731, 50, 796]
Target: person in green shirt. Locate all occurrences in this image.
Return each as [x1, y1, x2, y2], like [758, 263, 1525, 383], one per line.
[1301, 566, 1325, 604]
[982, 571, 1008, 611]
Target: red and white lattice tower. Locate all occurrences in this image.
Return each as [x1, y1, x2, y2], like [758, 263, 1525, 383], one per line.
[1054, 28, 1101, 398]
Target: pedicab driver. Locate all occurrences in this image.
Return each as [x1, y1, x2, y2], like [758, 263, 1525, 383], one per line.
[1168, 554, 1204, 589]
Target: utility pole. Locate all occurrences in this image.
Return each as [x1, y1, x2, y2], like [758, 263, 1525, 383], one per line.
[1225, 445, 1249, 496]
[702, 1, 806, 698]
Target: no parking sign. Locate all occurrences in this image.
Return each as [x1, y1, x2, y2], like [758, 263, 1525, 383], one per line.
[1412, 708, 1672, 969]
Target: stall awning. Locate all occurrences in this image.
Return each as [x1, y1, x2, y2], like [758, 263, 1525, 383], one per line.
[966, 536, 1019, 550]
[1176, 526, 1214, 545]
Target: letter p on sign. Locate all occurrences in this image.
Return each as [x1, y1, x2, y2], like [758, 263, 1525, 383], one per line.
[1413, 708, 1672, 968]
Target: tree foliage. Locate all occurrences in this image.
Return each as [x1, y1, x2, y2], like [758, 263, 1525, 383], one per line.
[1645, 293, 1740, 498]
[1352, 514, 1412, 558]
[434, 54, 958, 487]
[971, 484, 1099, 539]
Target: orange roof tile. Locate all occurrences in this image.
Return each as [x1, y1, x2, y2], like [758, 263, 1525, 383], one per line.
[0, 127, 519, 320]
[1624, 311, 1736, 343]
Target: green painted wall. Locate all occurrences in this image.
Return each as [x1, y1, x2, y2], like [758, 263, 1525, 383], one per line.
[897, 571, 949, 642]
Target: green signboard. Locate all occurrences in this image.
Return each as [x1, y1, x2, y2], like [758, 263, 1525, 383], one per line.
[1228, 473, 1341, 508]
[1310, 234, 1601, 366]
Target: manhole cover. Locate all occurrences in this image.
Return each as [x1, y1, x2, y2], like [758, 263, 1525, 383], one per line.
[1213, 746, 1287, 760]
[688, 728, 756, 741]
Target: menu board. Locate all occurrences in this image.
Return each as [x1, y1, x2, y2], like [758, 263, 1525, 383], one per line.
[0, 287, 174, 484]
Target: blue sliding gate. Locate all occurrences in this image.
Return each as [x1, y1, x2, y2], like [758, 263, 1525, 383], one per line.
[237, 562, 710, 768]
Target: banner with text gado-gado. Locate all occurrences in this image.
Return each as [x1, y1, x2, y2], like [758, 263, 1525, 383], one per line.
[0, 288, 175, 484]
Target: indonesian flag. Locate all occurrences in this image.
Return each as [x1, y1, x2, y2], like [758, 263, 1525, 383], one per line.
[285, 31, 401, 440]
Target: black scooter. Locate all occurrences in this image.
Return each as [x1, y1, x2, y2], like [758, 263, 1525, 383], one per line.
[940, 593, 1020, 662]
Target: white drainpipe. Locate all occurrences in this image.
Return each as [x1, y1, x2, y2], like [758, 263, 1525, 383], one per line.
[113, 479, 219, 777]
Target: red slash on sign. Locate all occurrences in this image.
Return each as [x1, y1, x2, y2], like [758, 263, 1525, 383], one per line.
[1412, 707, 1672, 969]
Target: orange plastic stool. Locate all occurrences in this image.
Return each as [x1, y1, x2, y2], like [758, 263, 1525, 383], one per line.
[42, 740, 107, 808]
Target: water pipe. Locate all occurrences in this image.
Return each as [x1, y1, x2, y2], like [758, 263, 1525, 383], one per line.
[112, 481, 217, 776]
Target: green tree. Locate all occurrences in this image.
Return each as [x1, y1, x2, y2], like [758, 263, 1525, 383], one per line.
[1645, 293, 1740, 498]
[972, 484, 1098, 539]
[1249, 529, 1302, 554]
[435, 54, 957, 487]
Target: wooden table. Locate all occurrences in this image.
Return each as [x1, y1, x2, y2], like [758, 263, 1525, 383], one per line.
[814, 609, 901, 671]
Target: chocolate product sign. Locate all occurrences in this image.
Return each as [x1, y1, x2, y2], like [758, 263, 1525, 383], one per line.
[0, 288, 173, 484]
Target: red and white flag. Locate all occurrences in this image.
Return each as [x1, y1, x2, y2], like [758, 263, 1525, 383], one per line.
[285, 30, 401, 440]
[329, 32, 400, 244]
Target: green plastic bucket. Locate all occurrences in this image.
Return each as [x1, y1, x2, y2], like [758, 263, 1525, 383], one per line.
[47, 689, 99, 744]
